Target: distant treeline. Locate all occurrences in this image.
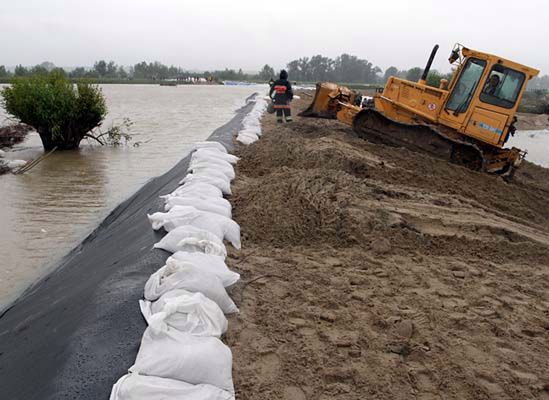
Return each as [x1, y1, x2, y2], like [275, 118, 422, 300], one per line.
[1, 58, 547, 90]
[0, 61, 273, 82]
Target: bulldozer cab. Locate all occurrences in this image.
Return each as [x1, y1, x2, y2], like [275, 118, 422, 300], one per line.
[439, 46, 539, 147]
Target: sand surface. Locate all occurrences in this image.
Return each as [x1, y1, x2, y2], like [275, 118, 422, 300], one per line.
[226, 94, 549, 399]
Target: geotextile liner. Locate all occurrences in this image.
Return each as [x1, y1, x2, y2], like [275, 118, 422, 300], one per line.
[0, 98, 255, 400]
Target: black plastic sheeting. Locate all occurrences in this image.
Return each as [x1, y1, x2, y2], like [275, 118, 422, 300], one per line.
[0, 96, 256, 400]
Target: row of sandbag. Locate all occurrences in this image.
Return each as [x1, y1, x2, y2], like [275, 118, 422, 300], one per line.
[236, 96, 267, 145]
[110, 141, 243, 400]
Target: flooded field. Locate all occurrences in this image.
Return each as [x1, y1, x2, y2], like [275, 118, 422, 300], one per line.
[508, 129, 549, 168]
[0, 84, 264, 309]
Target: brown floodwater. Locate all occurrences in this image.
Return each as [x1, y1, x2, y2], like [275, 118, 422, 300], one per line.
[0, 84, 263, 309]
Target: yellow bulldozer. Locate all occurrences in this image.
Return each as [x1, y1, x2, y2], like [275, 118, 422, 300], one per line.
[301, 44, 539, 176]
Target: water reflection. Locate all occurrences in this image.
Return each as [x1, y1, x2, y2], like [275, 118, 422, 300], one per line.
[0, 84, 263, 308]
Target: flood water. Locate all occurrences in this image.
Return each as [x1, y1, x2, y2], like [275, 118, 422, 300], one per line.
[0, 84, 264, 309]
[508, 129, 549, 168]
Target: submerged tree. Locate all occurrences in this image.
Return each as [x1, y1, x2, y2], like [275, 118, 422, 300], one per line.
[1, 71, 107, 150]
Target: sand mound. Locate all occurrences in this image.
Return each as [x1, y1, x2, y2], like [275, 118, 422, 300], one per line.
[227, 93, 549, 400]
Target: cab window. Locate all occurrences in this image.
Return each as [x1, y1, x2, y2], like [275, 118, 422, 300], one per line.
[446, 58, 487, 113]
[480, 65, 525, 109]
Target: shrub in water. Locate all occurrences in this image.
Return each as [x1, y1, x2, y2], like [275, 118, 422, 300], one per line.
[1, 71, 107, 150]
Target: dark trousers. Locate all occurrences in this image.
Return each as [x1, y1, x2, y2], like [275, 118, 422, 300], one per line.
[276, 107, 292, 122]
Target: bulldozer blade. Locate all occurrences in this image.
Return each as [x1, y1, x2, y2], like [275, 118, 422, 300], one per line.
[300, 82, 360, 119]
[299, 82, 340, 119]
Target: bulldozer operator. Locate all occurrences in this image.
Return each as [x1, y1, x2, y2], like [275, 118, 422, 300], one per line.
[269, 70, 294, 123]
[483, 73, 500, 95]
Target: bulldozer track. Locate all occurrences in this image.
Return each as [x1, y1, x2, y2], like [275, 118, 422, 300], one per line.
[352, 108, 488, 172]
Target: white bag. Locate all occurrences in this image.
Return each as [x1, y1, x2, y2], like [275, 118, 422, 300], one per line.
[189, 159, 235, 180]
[129, 326, 234, 393]
[179, 173, 232, 195]
[237, 132, 259, 145]
[164, 195, 232, 218]
[140, 290, 228, 337]
[144, 259, 238, 314]
[193, 148, 239, 165]
[161, 182, 223, 200]
[189, 165, 235, 181]
[190, 141, 228, 154]
[184, 168, 232, 184]
[168, 252, 240, 287]
[149, 208, 241, 249]
[110, 374, 234, 400]
[154, 225, 227, 256]
[148, 206, 198, 230]
[190, 154, 236, 170]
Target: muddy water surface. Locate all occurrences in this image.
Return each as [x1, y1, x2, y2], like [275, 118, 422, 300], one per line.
[0, 84, 264, 309]
[508, 129, 549, 167]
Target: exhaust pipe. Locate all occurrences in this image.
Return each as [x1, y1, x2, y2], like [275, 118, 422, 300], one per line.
[418, 44, 439, 85]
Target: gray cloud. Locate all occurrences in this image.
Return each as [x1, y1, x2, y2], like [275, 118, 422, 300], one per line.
[1, 0, 547, 74]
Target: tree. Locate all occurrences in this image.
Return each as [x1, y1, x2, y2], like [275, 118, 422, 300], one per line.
[94, 60, 107, 77]
[309, 55, 333, 81]
[287, 60, 301, 81]
[69, 67, 88, 78]
[1, 71, 107, 150]
[14, 65, 29, 77]
[39, 61, 56, 72]
[0, 65, 8, 78]
[117, 66, 128, 79]
[259, 64, 275, 81]
[426, 70, 443, 88]
[30, 64, 49, 75]
[405, 67, 423, 82]
[50, 67, 67, 77]
[383, 66, 398, 82]
[105, 61, 117, 77]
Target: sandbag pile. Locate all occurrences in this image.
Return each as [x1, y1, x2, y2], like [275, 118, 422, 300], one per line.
[110, 140, 245, 400]
[236, 96, 268, 145]
[110, 94, 267, 399]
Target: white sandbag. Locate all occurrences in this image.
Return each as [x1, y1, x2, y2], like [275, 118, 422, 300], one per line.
[161, 182, 223, 200]
[144, 259, 238, 314]
[189, 162, 235, 180]
[179, 173, 232, 195]
[186, 167, 233, 183]
[129, 325, 234, 393]
[190, 153, 236, 170]
[237, 132, 259, 145]
[7, 159, 27, 169]
[110, 374, 234, 400]
[148, 205, 198, 230]
[140, 290, 228, 337]
[149, 207, 241, 249]
[169, 252, 240, 287]
[164, 195, 232, 218]
[154, 225, 227, 256]
[190, 141, 228, 154]
[193, 148, 239, 164]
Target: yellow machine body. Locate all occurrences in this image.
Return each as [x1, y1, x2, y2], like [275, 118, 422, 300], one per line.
[300, 45, 540, 174]
[377, 47, 539, 148]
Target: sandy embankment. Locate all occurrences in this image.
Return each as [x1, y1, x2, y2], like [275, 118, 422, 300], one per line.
[225, 94, 549, 399]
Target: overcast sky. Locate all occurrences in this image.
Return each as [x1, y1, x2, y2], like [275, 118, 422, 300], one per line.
[1, 0, 547, 74]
